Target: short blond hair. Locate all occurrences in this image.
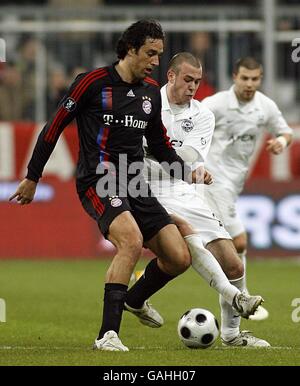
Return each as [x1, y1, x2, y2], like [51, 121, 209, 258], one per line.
[168, 52, 201, 74]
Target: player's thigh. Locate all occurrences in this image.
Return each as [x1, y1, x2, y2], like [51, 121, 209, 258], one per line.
[108, 211, 143, 254]
[158, 193, 231, 246]
[145, 223, 191, 271]
[205, 187, 245, 238]
[129, 195, 173, 242]
[170, 213, 195, 237]
[80, 187, 143, 254]
[206, 238, 244, 279]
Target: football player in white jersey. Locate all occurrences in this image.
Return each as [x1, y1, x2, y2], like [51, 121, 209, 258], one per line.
[136, 52, 269, 347]
[201, 57, 293, 321]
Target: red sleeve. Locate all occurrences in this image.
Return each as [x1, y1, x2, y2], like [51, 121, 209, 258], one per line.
[26, 68, 108, 182]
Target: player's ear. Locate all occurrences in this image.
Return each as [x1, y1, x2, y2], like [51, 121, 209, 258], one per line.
[128, 47, 137, 57]
[167, 69, 176, 84]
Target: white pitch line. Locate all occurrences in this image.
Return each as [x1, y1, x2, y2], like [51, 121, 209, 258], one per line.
[0, 346, 88, 350]
[0, 345, 150, 351]
[0, 345, 298, 351]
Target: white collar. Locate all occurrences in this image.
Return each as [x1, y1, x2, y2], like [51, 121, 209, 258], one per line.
[228, 85, 262, 112]
[161, 84, 172, 111]
[160, 84, 199, 119]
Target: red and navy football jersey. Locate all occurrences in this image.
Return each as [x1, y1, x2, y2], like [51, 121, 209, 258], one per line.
[26, 63, 190, 194]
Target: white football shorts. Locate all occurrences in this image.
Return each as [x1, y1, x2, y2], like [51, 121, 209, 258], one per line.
[204, 185, 245, 238]
[156, 190, 231, 247]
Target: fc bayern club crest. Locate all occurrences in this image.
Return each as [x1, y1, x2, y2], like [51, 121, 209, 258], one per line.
[142, 96, 152, 114]
[142, 100, 152, 114]
[110, 197, 122, 207]
[181, 119, 194, 132]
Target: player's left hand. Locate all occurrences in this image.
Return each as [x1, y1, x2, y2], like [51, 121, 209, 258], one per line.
[266, 138, 285, 155]
[204, 170, 213, 185]
[191, 167, 213, 184]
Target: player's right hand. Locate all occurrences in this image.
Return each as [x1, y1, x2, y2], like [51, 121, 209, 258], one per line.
[9, 178, 37, 205]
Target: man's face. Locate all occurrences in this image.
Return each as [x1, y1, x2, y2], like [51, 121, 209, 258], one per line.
[233, 66, 262, 102]
[130, 38, 164, 80]
[168, 62, 202, 104]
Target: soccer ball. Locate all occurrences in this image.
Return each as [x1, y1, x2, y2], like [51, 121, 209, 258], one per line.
[177, 308, 219, 349]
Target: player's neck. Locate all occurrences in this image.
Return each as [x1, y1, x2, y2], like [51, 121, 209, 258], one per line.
[115, 60, 137, 84]
[166, 84, 181, 105]
[234, 87, 254, 104]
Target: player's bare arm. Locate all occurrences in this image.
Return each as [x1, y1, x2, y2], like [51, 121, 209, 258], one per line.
[266, 133, 293, 155]
[9, 178, 37, 205]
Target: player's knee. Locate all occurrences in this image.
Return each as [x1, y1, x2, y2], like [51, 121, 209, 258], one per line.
[225, 259, 244, 280]
[178, 223, 194, 238]
[119, 234, 143, 261]
[171, 214, 194, 238]
[171, 247, 191, 274]
[126, 238, 144, 260]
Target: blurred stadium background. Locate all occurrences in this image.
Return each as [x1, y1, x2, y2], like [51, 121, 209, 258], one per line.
[0, 0, 300, 260]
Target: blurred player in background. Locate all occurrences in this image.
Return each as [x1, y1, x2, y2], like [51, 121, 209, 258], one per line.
[9, 20, 204, 352]
[130, 52, 269, 347]
[201, 57, 293, 321]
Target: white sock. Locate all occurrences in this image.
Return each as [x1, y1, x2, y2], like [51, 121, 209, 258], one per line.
[185, 234, 240, 306]
[238, 251, 249, 295]
[219, 275, 246, 341]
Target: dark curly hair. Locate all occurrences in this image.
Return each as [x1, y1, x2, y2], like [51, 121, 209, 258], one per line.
[116, 19, 165, 59]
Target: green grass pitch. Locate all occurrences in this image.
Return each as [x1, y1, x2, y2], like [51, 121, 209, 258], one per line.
[0, 258, 299, 366]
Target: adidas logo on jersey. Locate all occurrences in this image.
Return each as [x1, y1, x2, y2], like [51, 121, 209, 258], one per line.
[127, 89, 135, 97]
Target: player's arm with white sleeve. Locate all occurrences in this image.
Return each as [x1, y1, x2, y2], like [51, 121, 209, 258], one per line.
[176, 106, 215, 183]
[264, 98, 293, 154]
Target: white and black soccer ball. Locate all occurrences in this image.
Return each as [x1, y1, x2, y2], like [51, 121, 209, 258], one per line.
[177, 308, 219, 349]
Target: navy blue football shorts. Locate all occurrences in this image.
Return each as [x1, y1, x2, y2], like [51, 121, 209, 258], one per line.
[79, 185, 173, 242]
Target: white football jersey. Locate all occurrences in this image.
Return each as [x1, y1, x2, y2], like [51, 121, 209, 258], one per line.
[202, 86, 293, 196]
[144, 84, 215, 196]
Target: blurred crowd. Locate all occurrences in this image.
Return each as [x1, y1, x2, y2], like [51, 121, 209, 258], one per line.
[0, 0, 299, 122]
[0, 30, 220, 122]
[0, 36, 88, 121]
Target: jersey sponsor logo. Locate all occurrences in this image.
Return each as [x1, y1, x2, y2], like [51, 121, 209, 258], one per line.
[170, 139, 183, 147]
[142, 96, 152, 114]
[103, 114, 148, 129]
[181, 119, 194, 132]
[63, 97, 77, 112]
[127, 89, 135, 97]
[230, 134, 255, 142]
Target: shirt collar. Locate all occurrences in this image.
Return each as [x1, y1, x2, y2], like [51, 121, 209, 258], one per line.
[108, 62, 122, 83]
[161, 84, 198, 116]
[161, 84, 171, 111]
[229, 85, 262, 112]
[108, 61, 143, 86]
